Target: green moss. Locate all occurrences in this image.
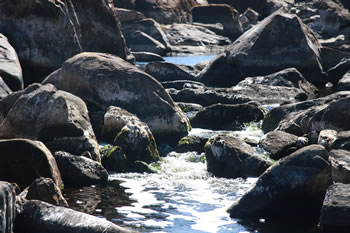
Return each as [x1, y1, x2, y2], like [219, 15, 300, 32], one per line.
[59, 183, 64, 190]
[178, 136, 190, 146]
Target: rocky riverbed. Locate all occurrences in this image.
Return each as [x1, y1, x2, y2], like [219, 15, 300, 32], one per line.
[1, 0, 350, 232]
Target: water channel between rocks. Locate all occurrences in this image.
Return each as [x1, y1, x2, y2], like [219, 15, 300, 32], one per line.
[63, 55, 312, 233]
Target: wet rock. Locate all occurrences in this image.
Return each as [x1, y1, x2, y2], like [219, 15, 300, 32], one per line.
[132, 51, 164, 62]
[145, 61, 198, 82]
[337, 70, 350, 91]
[205, 134, 272, 178]
[43, 52, 190, 141]
[191, 102, 264, 130]
[0, 0, 129, 82]
[199, 11, 323, 87]
[126, 30, 166, 55]
[192, 4, 243, 40]
[16, 200, 135, 233]
[102, 106, 140, 143]
[0, 83, 100, 161]
[0, 139, 62, 190]
[0, 34, 23, 91]
[329, 131, 350, 151]
[318, 129, 338, 150]
[175, 135, 209, 153]
[227, 145, 331, 225]
[163, 23, 231, 54]
[329, 149, 350, 184]
[26, 177, 68, 207]
[114, 121, 160, 163]
[134, 0, 197, 24]
[100, 145, 128, 172]
[53, 151, 108, 187]
[320, 183, 350, 232]
[260, 130, 298, 160]
[0, 181, 15, 233]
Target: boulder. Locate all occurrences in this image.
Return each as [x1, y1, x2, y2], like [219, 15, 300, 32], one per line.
[318, 129, 338, 150]
[26, 177, 68, 207]
[0, 0, 130, 82]
[337, 70, 350, 91]
[227, 145, 331, 224]
[0, 83, 100, 161]
[43, 52, 190, 141]
[199, 11, 324, 87]
[175, 135, 209, 153]
[116, 8, 145, 23]
[176, 102, 204, 112]
[329, 149, 350, 184]
[16, 200, 135, 233]
[126, 30, 166, 55]
[320, 183, 350, 232]
[114, 121, 160, 163]
[145, 61, 198, 82]
[53, 151, 108, 187]
[330, 131, 350, 151]
[0, 182, 15, 233]
[205, 134, 272, 178]
[132, 51, 164, 62]
[0, 139, 62, 190]
[260, 130, 299, 160]
[162, 80, 205, 90]
[0, 34, 23, 91]
[114, 0, 136, 9]
[191, 4, 242, 40]
[134, 0, 198, 24]
[163, 23, 231, 54]
[100, 145, 129, 172]
[191, 102, 264, 130]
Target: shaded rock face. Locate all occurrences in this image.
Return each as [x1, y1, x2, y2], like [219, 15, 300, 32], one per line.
[227, 145, 331, 225]
[320, 183, 350, 232]
[0, 181, 15, 233]
[0, 139, 62, 190]
[53, 151, 108, 187]
[0, 77, 12, 100]
[199, 11, 323, 87]
[0, 83, 100, 161]
[192, 4, 243, 40]
[260, 130, 298, 160]
[43, 52, 190, 141]
[163, 23, 231, 55]
[126, 30, 166, 55]
[191, 102, 264, 130]
[337, 70, 350, 91]
[207, 0, 280, 15]
[205, 134, 272, 178]
[145, 61, 198, 82]
[0, 0, 129, 83]
[134, 0, 198, 24]
[175, 135, 208, 153]
[116, 8, 146, 24]
[0, 34, 23, 91]
[330, 131, 350, 151]
[131, 51, 164, 62]
[16, 200, 135, 233]
[329, 149, 350, 184]
[26, 177, 68, 207]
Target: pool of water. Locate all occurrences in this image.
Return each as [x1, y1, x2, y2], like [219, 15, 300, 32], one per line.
[162, 55, 217, 66]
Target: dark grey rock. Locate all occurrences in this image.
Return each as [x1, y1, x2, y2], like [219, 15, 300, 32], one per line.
[132, 51, 164, 62]
[53, 151, 108, 187]
[145, 61, 198, 82]
[127, 30, 166, 55]
[0, 77, 12, 100]
[116, 8, 145, 23]
[0, 181, 15, 233]
[205, 134, 272, 178]
[26, 177, 68, 207]
[329, 149, 350, 184]
[227, 145, 331, 224]
[176, 135, 209, 153]
[176, 102, 204, 112]
[0, 139, 62, 190]
[320, 183, 350, 233]
[330, 131, 350, 151]
[162, 80, 205, 90]
[337, 70, 350, 91]
[260, 130, 298, 160]
[318, 129, 338, 150]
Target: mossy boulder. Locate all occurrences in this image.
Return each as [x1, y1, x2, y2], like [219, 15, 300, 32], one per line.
[175, 135, 209, 153]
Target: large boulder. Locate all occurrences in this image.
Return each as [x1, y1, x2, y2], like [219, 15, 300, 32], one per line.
[0, 83, 100, 161]
[191, 102, 264, 130]
[199, 11, 324, 87]
[0, 0, 130, 82]
[205, 134, 272, 178]
[320, 183, 350, 232]
[16, 200, 135, 233]
[227, 145, 331, 225]
[0, 182, 15, 233]
[43, 52, 190, 141]
[329, 149, 350, 184]
[0, 34, 23, 91]
[53, 151, 108, 186]
[191, 4, 243, 40]
[0, 139, 63, 190]
[134, 0, 198, 24]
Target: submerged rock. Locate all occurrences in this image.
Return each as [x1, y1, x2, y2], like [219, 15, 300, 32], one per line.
[25, 177, 68, 207]
[227, 145, 331, 225]
[43, 52, 190, 141]
[320, 183, 350, 233]
[205, 134, 272, 178]
[0, 181, 15, 233]
[0, 83, 100, 161]
[16, 200, 135, 233]
[0, 139, 62, 190]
